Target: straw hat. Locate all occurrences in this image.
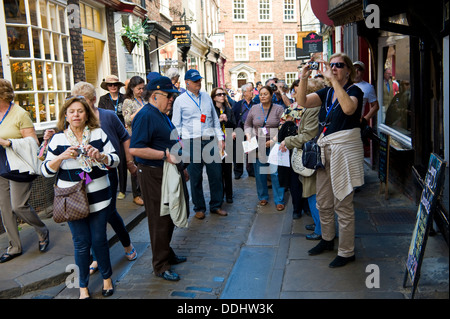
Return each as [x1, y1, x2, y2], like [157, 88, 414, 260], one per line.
[100, 75, 125, 90]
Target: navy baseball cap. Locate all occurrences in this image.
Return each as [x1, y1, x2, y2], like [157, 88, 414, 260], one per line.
[147, 72, 162, 82]
[185, 69, 203, 81]
[146, 76, 179, 93]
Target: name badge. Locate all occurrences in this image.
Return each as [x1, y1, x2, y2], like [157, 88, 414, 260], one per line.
[200, 114, 206, 123]
[261, 127, 268, 135]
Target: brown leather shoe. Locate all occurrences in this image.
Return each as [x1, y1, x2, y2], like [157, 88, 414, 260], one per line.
[195, 211, 205, 219]
[259, 200, 268, 206]
[211, 208, 228, 216]
[133, 196, 144, 206]
[276, 204, 285, 211]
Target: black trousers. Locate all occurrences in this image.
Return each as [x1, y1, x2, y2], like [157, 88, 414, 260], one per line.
[222, 161, 233, 199]
[137, 164, 175, 275]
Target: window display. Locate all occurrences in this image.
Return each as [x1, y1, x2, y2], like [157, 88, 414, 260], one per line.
[1, 0, 72, 127]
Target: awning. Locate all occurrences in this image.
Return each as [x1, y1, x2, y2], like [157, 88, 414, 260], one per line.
[311, 0, 334, 26]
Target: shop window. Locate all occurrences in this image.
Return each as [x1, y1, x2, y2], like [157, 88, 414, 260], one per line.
[1, 0, 73, 127]
[378, 32, 411, 145]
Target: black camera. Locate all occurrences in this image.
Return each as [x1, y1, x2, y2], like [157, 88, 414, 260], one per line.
[269, 83, 277, 91]
[308, 61, 319, 70]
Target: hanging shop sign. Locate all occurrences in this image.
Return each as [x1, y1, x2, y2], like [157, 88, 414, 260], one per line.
[170, 25, 191, 47]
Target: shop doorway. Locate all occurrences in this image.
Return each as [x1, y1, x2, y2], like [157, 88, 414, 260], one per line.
[83, 35, 105, 88]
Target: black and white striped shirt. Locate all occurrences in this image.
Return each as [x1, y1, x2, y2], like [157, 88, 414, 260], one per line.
[41, 128, 119, 213]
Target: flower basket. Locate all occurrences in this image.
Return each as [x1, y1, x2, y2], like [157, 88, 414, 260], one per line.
[120, 20, 150, 54]
[122, 35, 136, 54]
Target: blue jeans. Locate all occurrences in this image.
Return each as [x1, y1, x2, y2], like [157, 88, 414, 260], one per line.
[308, 195, 321, 235]
[186, 138, 223, 212]
[254, 148, 285, 205]
[68, 206, 112, 288]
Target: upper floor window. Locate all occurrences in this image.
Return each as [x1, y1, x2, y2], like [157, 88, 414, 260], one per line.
[260, 34, 273, 60]
[258, 0, 271, 22]
[160, 0, 172, 20]
[80, 2, 102, 34]
[284, 34, 296, 60]
[234, 34, 248, 61]
[233, 0, 246, 21]
[283, 0, 296, 22]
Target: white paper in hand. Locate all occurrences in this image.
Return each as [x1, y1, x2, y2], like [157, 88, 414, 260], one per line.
[267, 143, 290, 167]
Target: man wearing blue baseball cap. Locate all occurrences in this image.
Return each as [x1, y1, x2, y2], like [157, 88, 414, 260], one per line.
[130, 76, 189, 281]
[172, 69, 227, 220]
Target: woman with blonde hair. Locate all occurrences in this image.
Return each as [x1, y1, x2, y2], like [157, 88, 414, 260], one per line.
[295, 52, 364, 267]
[0, 79, 49, 263]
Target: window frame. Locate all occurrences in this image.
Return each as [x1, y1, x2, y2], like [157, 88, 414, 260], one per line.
[258, 0, 272, 22]
[283, 0, 296, 22]
[234, 34, 249, 61]
[284, 34, 297, 60]
[233, 0, 246, 22]
[0, 0, 73, 129]
[259, 34, 273, 61]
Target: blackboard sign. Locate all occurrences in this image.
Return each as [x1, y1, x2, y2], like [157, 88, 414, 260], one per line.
[170, 25, 191, 47]
[302, 32, 323, 53]
[378, 132, 390, 199]
[403, 153, 446, 299]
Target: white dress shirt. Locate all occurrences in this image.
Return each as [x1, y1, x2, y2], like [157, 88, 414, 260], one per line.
[172, 90, 224, 140]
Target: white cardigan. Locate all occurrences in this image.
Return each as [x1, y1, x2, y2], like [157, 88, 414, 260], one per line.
[160, 161, 188, 228]
[6, 136, 42, 176]
[317, 128, 364, 201]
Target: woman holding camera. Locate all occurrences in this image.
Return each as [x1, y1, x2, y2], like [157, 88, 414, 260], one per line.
[41, 96, 119, 298]
[296, 53, 364, 268]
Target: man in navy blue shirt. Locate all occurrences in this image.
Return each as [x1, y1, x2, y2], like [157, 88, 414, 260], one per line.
[130, 76, 189, 282]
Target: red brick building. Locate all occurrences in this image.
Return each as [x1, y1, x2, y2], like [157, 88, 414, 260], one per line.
[219, 0, 301, 91]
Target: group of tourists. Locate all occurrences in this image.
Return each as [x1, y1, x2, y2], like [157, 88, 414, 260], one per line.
[0, 52, 379, 298]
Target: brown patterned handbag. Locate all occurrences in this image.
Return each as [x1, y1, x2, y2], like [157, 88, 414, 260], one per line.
[53, 172, 90, 223]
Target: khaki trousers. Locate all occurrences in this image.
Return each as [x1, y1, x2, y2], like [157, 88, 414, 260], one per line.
[316, 145, 355, 257]
[0, 176, 48, 254]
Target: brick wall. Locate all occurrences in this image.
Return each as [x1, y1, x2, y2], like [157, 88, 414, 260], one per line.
[68, 0, 86, 83]
[219, 0, 301, 86]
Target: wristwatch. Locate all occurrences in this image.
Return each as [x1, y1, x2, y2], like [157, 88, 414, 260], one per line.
[162, 151, 167, 161]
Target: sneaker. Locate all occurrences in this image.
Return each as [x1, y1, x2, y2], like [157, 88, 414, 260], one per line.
[117, 192, 126, 200]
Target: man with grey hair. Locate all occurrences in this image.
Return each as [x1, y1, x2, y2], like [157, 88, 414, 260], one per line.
[166, 68, 185, 94]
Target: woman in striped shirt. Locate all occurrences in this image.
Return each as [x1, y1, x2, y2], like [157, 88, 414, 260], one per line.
[41, 96, 119, 299]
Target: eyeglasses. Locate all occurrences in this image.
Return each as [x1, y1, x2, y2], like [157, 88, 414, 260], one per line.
[155, 92, 174, 99]
[215, 93, 226, 97]
[330, 62, 346, 69]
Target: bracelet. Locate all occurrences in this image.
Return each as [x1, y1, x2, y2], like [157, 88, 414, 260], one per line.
[100, 153, 107, 162]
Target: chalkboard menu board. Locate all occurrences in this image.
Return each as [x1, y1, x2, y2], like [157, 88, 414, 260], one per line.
[403, 153, 446, 299]
[378, 132, 390, 199]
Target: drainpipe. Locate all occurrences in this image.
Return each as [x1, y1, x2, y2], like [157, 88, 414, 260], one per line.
[204, 46, 211, 91]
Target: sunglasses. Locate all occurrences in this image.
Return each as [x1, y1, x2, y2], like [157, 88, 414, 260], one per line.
[155, 92, 174, 99]
[330, 62, 346, 69]
[65, 95, 85, 101]
[215, 93, 226, 97]
[107, 83, 119, 87]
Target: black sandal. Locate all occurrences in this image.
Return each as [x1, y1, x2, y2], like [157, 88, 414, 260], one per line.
[0, 252, 22, 263]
